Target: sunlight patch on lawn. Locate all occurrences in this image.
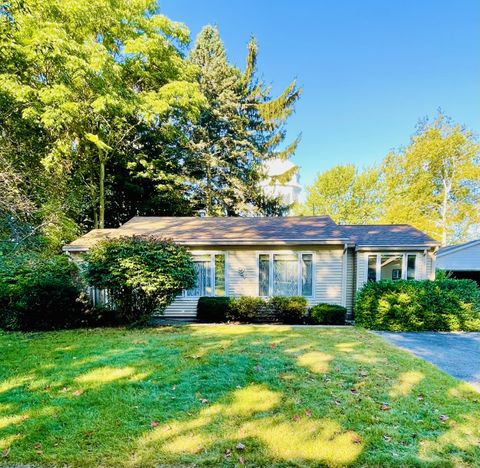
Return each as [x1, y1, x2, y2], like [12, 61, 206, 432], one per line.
[390, 371, 424, 397]
[0, 376, 30, 394]
[0, 414, 27, 430]
[136, 384, 280, 457]
[418, 414, 480, 461]
[237, 416, 363, 464]
[188, 324, 293, 336]
[75, 366, 136, 385]
[335, 342, 359, 353]
[0, 433, 23, 450]
[297, 351, 333, 373]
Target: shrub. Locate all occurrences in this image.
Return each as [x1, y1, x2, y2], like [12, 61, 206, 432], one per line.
[0, 254, 87, 331]
[197, 297, 232, 323]
[310, 303, 347, 325]
[227, 296, 266, 322]
[85, 236, 196, 325]
[355, 279, 480, 331]
[269, 296, 308, 324]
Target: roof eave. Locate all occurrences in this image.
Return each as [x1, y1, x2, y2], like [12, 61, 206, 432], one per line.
[356, 244, 439, 251]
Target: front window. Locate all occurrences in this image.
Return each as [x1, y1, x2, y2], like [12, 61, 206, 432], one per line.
[259, 252, 313, 297]
[186, 254, 225, 297]
[367, 253, 417, 282]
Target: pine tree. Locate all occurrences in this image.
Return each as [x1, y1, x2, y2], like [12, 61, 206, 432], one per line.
[185, 26, 301, 216]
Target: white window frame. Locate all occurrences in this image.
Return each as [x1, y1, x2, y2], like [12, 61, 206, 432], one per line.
[183, 251, 228, 298]
[366, 252, 418, 282]
[256, 251, 315, 298]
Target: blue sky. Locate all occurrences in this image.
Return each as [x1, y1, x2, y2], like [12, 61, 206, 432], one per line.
[160, 0, 480, 189]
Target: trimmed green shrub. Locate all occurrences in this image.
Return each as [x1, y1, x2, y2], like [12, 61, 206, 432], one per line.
[269, 296, 308, 324]
[197, 297, 232, 323]
[227, 296, 266, 322]
[85, 236, 196, 325]
[0, 254, 87, 331]
[310, 303, 347, 325]
[355, 279, 480, 331]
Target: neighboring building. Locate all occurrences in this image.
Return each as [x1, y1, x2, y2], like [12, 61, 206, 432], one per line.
[259, 159, 302, 206]
[63, 216, 439, 320]
[436, 240, 480, 285]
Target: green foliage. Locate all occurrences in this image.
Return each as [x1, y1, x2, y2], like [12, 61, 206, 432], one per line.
[0, 253, 86, 331]
[197, 296, 232, 323]
[85, 236, 196, 324]
[295, 164, 381, 224]
[355, 279, 480, 331]
[227, 296, 266, 322]
[196, 295, 308, 323]
[310, 303, 347, 325]
[269, 296, 309, 324]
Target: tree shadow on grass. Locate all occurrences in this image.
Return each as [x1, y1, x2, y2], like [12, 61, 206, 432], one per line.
[0, 326, 479, 466]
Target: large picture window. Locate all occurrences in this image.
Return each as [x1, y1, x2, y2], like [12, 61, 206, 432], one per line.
[186, 254, 225, 297]
[258, 252, 314, 297]
[367, 253, 417, 282]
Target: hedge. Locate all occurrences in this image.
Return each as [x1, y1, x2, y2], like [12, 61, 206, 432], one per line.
[196, 296, 309, 324]
[310, 303, 347, 325]
[355, 279, 480, 331]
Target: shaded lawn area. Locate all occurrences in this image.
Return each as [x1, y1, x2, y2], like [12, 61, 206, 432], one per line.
[0, 326, 479, 467]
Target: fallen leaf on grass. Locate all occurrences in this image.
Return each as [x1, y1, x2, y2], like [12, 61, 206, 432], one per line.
[292, 415, 301, 422]
[224, 449, 232, 458]
[72, 390, 83, 397]
[439, 414, 449, 422]
[359, 370, 369, 377]
[417, 394, 425, 401]
[305, 409, 312, 417]
[59, 387, 70, 393]
[350, 388, 359, 395]
[380, 403, 391, 411]
[351, 434, 362, 444]
[33, 443, 42, 449]
[236, 442, 246, 450]
[2, 448, 10, 458]
[150, 421, 158, 427]
[384, 435, 392, 442]
[334, 399, 342, 406]
[239, 456, 245, 465]
[200, 398, 209, 404]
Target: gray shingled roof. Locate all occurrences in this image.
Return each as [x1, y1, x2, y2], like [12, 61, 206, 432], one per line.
[341, 224, 439, 247]
[63, 216, 439, 251]
[437, 239, 480, 256]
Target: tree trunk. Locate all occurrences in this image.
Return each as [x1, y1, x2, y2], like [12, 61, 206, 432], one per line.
[441, 179, 451, 246]
[99, 156, 105, 229]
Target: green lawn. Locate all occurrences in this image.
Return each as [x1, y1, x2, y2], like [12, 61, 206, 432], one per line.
[0, 325, 479, 467]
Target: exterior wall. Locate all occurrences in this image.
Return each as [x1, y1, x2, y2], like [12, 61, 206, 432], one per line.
[164, 244, 345, 318]
[437, 244, 480, 271]
[355, 249, 435, 292]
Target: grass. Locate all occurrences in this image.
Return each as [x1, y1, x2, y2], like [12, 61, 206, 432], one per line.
[0, 325, 479, 467]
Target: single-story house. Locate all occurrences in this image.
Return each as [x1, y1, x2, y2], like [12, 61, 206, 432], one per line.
[436, 239, 480, 285]
[63, 216, 439, 319]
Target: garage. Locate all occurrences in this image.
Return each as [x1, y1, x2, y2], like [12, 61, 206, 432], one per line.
[436, 240, 480, 285]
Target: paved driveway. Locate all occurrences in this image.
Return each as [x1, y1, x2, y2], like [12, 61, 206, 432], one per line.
[376, 331, 480, 392]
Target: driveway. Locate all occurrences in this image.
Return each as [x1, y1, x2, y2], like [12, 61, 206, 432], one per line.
[376, 331, 480, 392]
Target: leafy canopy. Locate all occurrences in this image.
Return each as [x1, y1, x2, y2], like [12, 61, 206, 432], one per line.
[84, 236, 196, 324]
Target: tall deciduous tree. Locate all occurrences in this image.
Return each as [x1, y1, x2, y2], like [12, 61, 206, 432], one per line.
[0, 0, 205, 230]
[381, 113, 480, 245]
[295, 164, 381, 224]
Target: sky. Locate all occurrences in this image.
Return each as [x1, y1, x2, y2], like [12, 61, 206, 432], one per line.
[159, 0, 480, 190]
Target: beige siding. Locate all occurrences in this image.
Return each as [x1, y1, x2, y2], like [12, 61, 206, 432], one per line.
[163, 245, 345, 318]
[345, 248, 355, 317]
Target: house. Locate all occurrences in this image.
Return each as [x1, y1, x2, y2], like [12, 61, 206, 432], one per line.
[63, 216, 439, 319]
[436, 240, 480, 285]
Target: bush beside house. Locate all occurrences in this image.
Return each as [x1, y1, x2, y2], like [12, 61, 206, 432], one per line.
[196, 296, 345, 324]
[0, 254, 87, 331]
[355, 279, 480, 331]
[85, 236, 196, 325]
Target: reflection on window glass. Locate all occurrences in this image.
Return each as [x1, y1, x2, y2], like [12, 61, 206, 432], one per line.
[301, 254, 313, 296]
[215, 254, 225, 296]
[380, 255, 403, 281]
[368, 255, 377, 281]
[259, 254, 270, 296]
[186, 255, 212, 296]
[273, 254, 299, 296]
[407, 255, 416, 280]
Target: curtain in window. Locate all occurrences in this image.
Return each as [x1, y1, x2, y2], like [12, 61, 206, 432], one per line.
[259, 254, 270, 296]
[273, 254, 298, 296]
[301, 254, 313, 296]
